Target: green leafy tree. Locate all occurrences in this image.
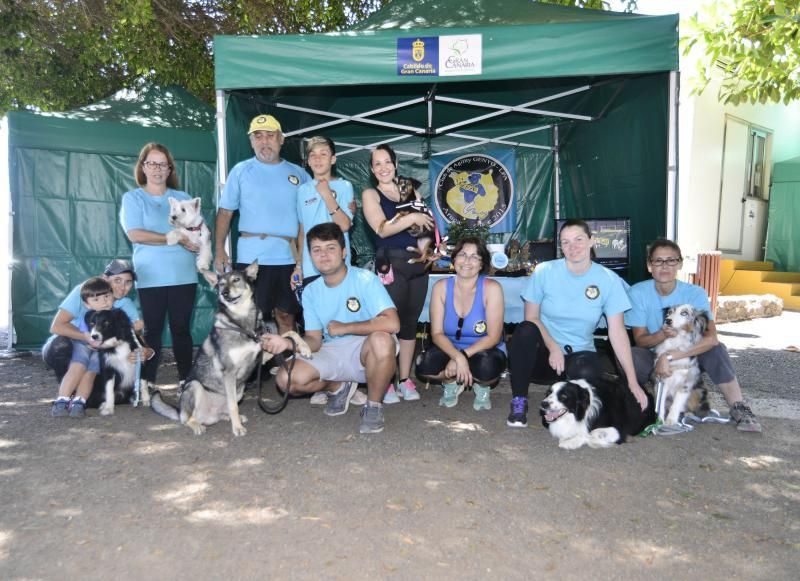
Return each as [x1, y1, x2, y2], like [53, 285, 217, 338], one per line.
[683, 0, 800, 105]
[0, 0, 387, 114]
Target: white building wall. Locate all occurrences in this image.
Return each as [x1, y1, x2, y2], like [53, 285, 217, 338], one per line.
[676, 60, 800, 260]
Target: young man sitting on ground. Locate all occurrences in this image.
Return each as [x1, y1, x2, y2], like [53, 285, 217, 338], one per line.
[261, 223, 400, 434]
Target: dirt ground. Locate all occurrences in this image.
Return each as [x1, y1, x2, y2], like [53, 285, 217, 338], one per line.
[1, 315, 798, 580]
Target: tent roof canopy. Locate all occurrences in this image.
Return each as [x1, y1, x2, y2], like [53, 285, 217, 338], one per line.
[7, 84, 215, 160]
[214, 0, 678, 91]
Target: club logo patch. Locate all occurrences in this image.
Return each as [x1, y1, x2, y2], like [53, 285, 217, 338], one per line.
[346, 297, 361, 312]
[473, 320, 487, 335]
[288, 175, 300, 185]
[434, 154, 513, 228]
[585, 285, 600, 300]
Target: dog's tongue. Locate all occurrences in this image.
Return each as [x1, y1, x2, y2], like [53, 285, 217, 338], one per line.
[544, 410, 564, 422]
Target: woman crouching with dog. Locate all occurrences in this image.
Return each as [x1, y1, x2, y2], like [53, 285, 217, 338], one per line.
[120, 143, 199, 390]
[416, 237, 507, 410]
[362, 144, 434, 404]
[507, 219, 648, 428]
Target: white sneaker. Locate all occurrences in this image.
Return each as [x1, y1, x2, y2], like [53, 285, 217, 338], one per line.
[351, 389, 367, 406]
[310, 392, 328, 406]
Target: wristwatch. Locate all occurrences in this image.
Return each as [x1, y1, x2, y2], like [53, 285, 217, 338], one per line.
[666, 354, 673, 362]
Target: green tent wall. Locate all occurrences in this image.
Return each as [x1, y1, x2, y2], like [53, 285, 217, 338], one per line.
[8, 85, 218, 349]
[766, 156, 800, 272]
[214, 0, 678, 281]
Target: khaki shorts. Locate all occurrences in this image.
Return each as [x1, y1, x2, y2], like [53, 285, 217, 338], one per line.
[303, 334, 399, 384]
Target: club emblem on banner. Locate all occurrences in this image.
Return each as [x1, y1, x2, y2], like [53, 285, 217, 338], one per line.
[431, 152, 515, 233]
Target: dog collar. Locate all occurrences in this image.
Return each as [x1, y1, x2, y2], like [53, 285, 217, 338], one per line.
[185, 224, 203, 232]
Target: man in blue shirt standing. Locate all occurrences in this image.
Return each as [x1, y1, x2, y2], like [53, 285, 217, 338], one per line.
[626, 239, 762, 432]
[214, 114, 311, 333]
[262, 223, 400, 434]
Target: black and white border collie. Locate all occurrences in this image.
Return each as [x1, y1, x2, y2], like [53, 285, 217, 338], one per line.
[85, 309, 147, 415]
[540, 379, 655, 450]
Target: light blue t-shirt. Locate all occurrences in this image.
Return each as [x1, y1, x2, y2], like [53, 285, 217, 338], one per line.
[59, 283, 139, 329]
[302, 266, 396, 343]
[625, 279, 713, 335]
[220, 157, 311, 265]
[297, 178, 354, 278]
[119, 188, 198, 289]
[521, 259, 631, 353]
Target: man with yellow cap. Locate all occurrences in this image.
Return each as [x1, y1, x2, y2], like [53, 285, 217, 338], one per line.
[214, 114, 311, 333]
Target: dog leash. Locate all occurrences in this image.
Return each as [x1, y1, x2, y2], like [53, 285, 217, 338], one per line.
[257, 335, 298, 415]
[132, 350, 142, 407]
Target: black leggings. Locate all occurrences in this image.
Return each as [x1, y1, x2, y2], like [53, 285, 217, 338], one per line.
[416, 345, 507, 385]
[380, 248, 428, 341]
[138, 284, 197, 382]
[509, 321, 601, 397]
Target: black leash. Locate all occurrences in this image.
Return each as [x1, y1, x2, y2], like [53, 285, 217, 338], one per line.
[257, 335, 297, 415]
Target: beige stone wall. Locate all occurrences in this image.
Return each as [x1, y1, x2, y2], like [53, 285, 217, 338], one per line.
[715, 294, 784, 324]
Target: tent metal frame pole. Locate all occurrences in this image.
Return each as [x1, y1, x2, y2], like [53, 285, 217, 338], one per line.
[666, 71, 679, 240]
[554, 125, 561, 220]
[436, 125, 554, 156]
[278, 98, 427, 137]
[1, 199, 31, 358]
[215, 90, 232, 262]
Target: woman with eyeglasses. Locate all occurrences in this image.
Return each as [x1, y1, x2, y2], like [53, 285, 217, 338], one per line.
[507, 219, 648, 428]
[120, 143, 199, 391]
[415, 237, 506, 410]
[625, 239, 761, 432]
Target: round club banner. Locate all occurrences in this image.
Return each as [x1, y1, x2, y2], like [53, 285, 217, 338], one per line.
[430, 151, 516, 233]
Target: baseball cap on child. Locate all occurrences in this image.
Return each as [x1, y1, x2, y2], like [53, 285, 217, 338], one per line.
[104, 259, 137, 280]
[248, 114, 282, 134]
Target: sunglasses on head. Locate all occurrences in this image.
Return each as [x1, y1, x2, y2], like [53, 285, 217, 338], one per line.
[455, 317, 464, 341]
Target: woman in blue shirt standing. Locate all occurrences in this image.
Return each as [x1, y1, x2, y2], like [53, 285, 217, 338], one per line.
[120, 143, 199, 389]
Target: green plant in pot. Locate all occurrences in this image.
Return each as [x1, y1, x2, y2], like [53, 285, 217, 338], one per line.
[445, 219, 490, 247]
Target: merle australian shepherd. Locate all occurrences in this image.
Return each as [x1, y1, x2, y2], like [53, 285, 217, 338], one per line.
[540, 378, 656, 450]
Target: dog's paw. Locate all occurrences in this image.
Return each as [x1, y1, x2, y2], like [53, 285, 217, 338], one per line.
[232, 423, 247, 437]
[165, 230, 181, 245]
[240, 414, 248, 424]
[558, 437, 585, 450]
[99, 402, 114, 416]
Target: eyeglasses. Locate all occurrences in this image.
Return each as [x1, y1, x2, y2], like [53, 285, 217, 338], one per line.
[143, 161, 171, 170]
[650, 257, 682, 267]
[455, 317, 465, 341]
[455, 252, 481, 263]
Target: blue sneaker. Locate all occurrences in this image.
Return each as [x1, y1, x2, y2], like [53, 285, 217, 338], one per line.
[438, 382, 464, 408]
[397, 379, 420, 401]
[507, 396, 528, 427]
[51, 398, 70, 417]
[383, 384, 401, 405]
[324, 381, 358, 417]
[359, 404, 385, 434]
[69, 398, 86, 419]
[473, 384, 492, 411]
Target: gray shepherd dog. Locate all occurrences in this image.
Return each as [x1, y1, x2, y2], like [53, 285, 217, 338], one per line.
[151, 261, 310, 436]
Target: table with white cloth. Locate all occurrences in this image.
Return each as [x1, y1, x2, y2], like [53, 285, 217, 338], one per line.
[419, 274, 530, 324]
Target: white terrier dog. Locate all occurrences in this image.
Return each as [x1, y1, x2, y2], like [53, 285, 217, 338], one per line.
[166, 197, 212, 272]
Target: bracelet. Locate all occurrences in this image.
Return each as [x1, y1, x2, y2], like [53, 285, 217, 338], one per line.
[459, 349, 469, 359]
[329, 206, 341, 216]
[666, 353, 673, 362]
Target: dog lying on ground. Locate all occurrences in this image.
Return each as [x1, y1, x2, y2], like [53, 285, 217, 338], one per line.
[150, 261, 311, 436]
[653, 304, 710, 425]
[540, 378, 656, 449]
[166, 197, 212, 272]
[384, 176, 442, 266]
[85, 308, 150, 414]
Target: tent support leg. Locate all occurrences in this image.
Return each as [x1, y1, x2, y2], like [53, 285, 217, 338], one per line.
[666, 71, 679, 240]
[215, 90, 232, 265]
[554, 125, 561, 220]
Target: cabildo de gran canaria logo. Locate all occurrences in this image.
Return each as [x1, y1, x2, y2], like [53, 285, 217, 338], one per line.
[434, 154, 514, 228]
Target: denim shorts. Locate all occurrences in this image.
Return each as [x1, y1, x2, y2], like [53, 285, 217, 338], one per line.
[70, 339, 100, 373]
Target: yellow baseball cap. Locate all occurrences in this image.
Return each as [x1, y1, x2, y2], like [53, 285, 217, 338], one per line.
[248, 114, 282, 134]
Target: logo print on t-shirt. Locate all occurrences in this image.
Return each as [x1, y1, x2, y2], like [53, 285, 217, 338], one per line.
[346, 297, 361, 312]
[474, 320, 487, 335]
[585, 285, 600, 300]
[288, 175, 300, 185]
